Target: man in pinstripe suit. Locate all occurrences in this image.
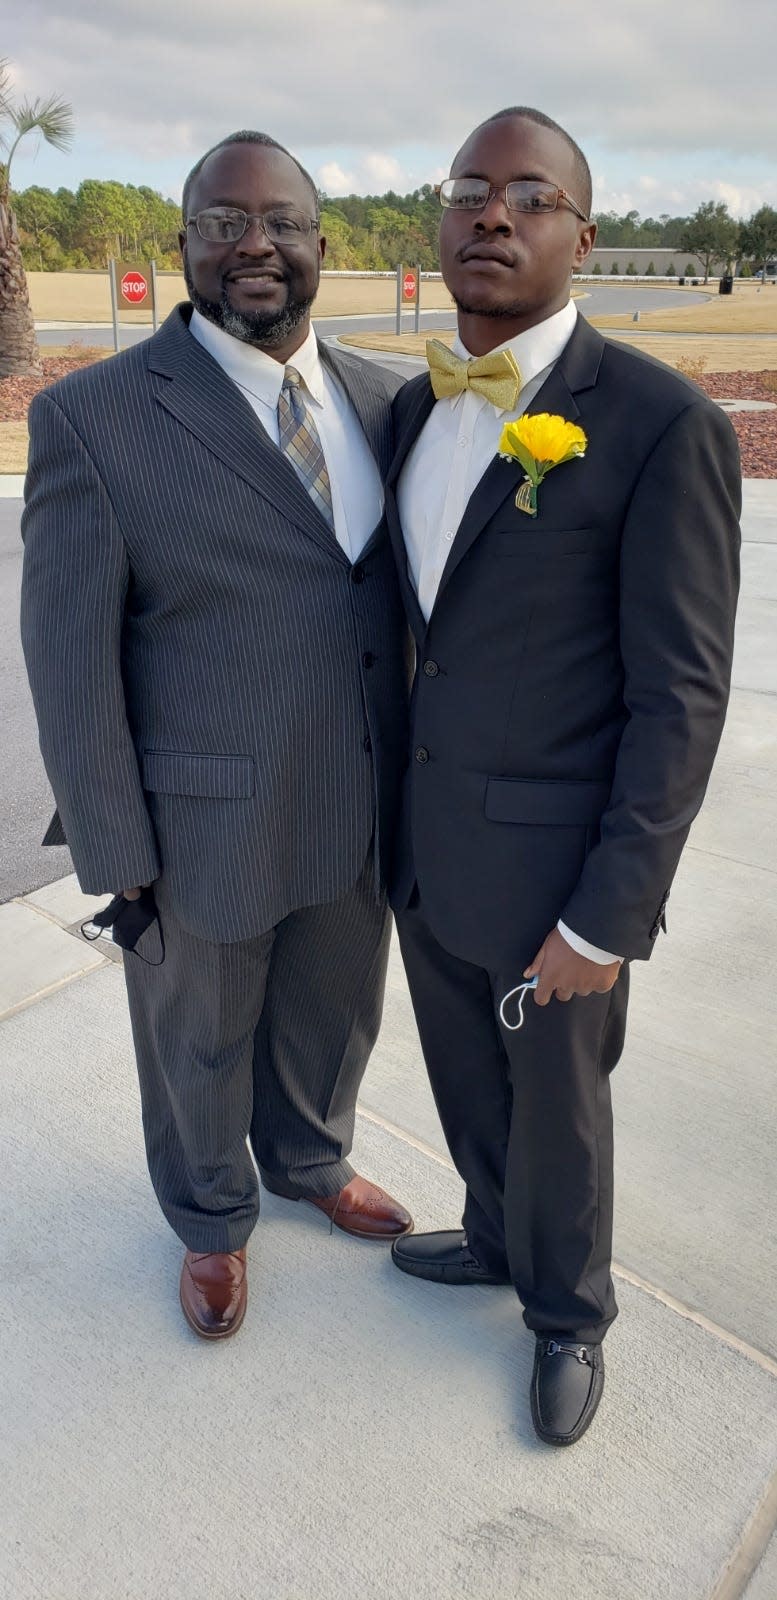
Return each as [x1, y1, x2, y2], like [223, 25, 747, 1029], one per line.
[21, 132, 413, 1340]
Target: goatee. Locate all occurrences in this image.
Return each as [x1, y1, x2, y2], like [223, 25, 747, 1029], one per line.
[184, 261, 315, 349]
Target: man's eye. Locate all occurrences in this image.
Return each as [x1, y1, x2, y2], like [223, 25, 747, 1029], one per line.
[271, 215, 303, 235]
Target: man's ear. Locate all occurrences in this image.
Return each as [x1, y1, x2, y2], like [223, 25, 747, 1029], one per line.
[573, 220, 596, 271]
[319, 233, 327, 266]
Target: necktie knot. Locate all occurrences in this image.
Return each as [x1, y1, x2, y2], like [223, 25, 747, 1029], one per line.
[426, 338, 522, 411]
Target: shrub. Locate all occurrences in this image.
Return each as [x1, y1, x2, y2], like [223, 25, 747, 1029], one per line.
[675, 354, 707, 383]
[685, 263, 696, 276]
[645, 261, 656, 275]
[625, 261, 637, 275]
[739, 261, 753, 277]
[610, 262, 619, 274]
[666, 263, 676, 276]
[592, 261, 602, 274]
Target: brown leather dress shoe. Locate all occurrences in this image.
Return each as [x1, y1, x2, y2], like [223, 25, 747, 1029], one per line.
[179, 1248, 247, 1340]
[263, 1172, 413, 1241]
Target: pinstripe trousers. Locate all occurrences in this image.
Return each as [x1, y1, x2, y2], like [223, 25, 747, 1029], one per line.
[123, 856, 390, 1252]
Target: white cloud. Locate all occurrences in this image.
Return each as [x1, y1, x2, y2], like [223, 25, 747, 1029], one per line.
[317, 162, 356, 195]
[5, 0, 777, 210]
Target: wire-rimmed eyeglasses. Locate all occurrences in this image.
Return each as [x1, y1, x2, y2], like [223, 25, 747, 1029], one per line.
[186, 207, 320, 244]
[437, 178, 589, 223]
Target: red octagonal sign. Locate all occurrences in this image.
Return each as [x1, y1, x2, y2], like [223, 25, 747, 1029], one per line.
[121, 270, 148, 304]
[402, 270, 417, 301]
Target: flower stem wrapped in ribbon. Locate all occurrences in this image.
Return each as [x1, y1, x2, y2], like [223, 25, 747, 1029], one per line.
[498, 413, 587, 516]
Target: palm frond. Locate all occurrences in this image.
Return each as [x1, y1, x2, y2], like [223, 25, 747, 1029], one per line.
[0, 57, 15, 117]
[12, 94, 75, 151]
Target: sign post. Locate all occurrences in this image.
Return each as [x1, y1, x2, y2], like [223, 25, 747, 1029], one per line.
[413, 263, 421, 335]
[109, 260, 120, 353]
[395, 261, 403, 335]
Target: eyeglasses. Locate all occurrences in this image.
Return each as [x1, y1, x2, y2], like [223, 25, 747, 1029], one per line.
[437, 178, 589, 223]
[186, 207, 319, 244]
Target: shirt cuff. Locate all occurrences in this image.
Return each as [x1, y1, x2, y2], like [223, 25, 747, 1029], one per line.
[557, 920, 623, 965]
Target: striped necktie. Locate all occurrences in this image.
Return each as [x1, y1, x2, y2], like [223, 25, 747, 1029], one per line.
[277, 366, 334, 528]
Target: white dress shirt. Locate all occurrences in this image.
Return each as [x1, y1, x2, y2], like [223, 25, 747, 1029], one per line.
[398, 301, 621, 966]
[190, 310, 384, 562]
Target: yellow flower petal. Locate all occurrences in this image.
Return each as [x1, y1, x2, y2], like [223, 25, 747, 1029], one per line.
[500, 413, 587, 469]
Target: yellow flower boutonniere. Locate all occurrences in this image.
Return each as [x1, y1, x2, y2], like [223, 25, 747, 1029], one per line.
[498, 413, 587, 516]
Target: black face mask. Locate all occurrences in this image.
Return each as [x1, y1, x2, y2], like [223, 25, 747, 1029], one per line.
[81, 887, 164, 965]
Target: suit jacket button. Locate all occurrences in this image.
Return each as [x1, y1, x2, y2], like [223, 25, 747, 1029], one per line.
[351, 564, 365, 584]
[362, 651, 375, 668]
[423, 659, 439, 677]
[415, 746, 429, 764]
[363, 735, 372, 754]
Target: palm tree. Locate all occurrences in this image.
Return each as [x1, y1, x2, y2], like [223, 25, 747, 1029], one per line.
[0, 60, 74, 376]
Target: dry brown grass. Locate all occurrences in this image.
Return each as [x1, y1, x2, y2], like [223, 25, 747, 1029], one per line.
[0, 422, 31, 472]
[592, 282, 777, 335]
[26, 271, 456, 323]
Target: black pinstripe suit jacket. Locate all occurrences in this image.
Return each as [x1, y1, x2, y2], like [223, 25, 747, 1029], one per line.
[21, 304, 410, 942]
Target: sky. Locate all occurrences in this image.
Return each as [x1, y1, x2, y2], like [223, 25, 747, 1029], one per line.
[5, 0, 777, 220]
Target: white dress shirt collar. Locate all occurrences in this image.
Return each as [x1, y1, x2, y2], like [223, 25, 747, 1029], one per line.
[450, 298, 578, 414]
[189, 310, 325, 409]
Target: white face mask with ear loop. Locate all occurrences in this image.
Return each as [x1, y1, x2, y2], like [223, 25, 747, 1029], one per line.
[498, 975, 539, 1031]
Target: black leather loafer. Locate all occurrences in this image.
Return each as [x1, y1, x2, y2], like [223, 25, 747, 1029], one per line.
[391, 1229, 511, 1285]
[530, 1337, 605, 1445]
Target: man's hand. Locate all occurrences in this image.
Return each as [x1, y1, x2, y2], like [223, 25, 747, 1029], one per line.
[524, 927, 622, 1007]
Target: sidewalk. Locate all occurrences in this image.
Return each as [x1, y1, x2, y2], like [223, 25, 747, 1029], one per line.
[2, 482, 776, 1599]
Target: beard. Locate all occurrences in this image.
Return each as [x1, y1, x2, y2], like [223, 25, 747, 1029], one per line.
[184, 258, 316, 349]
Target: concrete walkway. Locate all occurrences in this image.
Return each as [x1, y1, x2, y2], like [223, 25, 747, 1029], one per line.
[2, 483, 776, 1599]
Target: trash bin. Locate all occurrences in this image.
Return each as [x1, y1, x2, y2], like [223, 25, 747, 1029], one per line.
[679, 276, 686, 285]
[719, 273, 734, 295]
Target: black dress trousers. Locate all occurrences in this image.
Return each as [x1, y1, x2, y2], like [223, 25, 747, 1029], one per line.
[396, 891, 629, 1344]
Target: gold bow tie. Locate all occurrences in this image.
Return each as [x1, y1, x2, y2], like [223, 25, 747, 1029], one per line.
[426, 339, 522, 410]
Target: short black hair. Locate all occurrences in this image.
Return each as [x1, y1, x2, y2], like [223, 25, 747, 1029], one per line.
[464, 107, 592, 218]
[182, 130, 319, 221]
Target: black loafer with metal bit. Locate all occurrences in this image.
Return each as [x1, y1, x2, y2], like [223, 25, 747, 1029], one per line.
[530, 1337, 605, 1445]
[391, 1228, 511, 1285]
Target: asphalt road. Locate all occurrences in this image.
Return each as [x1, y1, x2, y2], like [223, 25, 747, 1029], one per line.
[35, 285, 709, 349]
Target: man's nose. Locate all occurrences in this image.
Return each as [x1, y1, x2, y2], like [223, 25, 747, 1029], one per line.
[474, 189, 514, 232]
[235, 217, 277, 254]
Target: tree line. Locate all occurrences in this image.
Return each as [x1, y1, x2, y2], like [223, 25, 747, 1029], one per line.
[15, 179, 777, 279]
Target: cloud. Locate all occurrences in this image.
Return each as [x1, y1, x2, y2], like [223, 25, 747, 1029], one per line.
[317, 161, 356, 194]
[6, 0, 776, 211]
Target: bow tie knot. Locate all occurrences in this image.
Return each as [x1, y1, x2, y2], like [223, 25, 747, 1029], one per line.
[426, 338, 522, 411]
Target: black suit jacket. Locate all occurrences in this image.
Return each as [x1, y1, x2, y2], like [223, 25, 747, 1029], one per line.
[22, 305, 410, 941]
[385, 316, 741, 968]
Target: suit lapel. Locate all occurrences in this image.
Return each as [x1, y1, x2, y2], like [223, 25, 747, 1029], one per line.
[147, 306, 346, 562]
[385, 377, 437, 642]
[434, 316, 605, 606]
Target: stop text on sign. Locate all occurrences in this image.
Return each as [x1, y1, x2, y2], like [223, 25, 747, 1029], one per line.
[402, 271, 417, 301]
[121, 271, 149, 304]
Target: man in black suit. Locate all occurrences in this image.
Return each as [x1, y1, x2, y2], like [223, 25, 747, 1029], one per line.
[22, 133, 413, 1341]
[385, 108, 740, 1443]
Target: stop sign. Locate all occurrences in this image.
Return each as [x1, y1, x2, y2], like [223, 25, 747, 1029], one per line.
[121, 270, 148, 305]
[402, 270, 417, 301]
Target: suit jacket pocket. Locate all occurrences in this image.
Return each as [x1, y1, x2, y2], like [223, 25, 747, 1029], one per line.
[142, 750, 255, 799]
[485, 776, 611, 825]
